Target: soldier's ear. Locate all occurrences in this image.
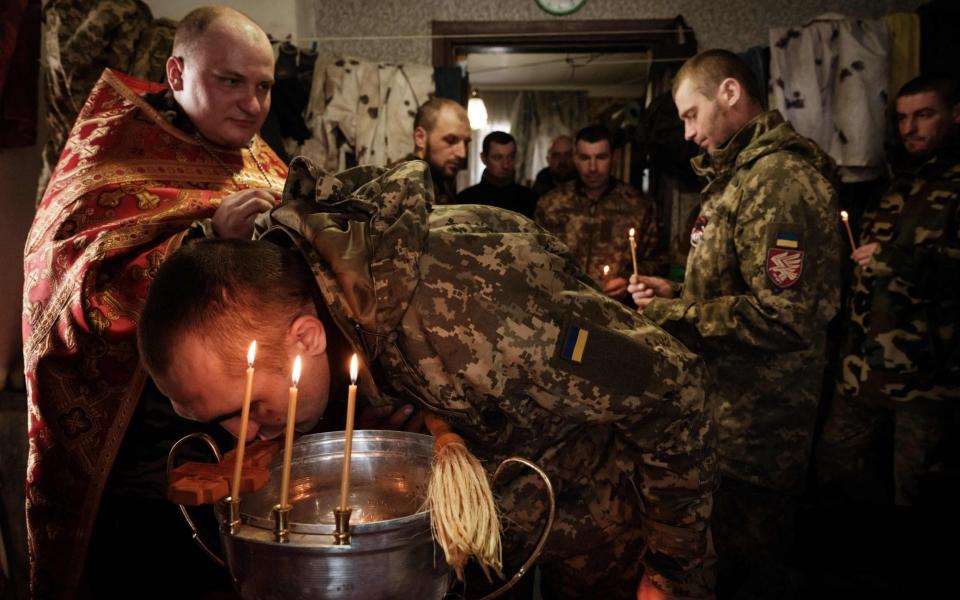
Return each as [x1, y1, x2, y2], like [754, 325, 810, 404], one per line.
[166, 56, 185, 92]
[287, 315, 327, 357]
[718, 77, 741, 108]
[413, 126, 427, 152]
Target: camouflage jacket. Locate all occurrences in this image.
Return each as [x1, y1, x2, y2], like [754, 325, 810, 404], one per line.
[535, 179, 660, 284]
[643, 111, 842, 492]
[838, 141, 960, 403]
[39, 0, 174, 199]
[257, 158, 717, 597]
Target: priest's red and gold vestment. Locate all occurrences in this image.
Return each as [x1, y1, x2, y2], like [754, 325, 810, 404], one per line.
[21, 69, 287, 598]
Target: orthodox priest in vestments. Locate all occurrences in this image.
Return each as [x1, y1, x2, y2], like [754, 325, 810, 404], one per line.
[21, 69, 287, 598]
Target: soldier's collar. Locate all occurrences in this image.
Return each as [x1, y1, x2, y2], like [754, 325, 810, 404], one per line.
[693, 110, 785, 177]
[575, 177, 617, 201]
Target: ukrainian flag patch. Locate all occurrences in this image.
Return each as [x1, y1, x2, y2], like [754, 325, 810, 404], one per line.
[775, 232, 799, 249]
[560, 325, 590, 363]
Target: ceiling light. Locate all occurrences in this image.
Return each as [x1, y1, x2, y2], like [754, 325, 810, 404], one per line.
[467, 89, 489, 130]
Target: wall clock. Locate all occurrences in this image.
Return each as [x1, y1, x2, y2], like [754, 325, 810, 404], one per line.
[535, 0, 588, 17]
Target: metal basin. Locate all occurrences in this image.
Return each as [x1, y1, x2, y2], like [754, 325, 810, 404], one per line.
[216, 430, 449, 600]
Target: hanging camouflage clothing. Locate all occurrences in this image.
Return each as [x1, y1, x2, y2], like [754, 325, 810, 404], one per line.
[38, 0, 174, 201]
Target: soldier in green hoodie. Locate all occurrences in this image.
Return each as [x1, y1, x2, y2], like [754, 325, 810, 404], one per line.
[629, 49, 842, 598]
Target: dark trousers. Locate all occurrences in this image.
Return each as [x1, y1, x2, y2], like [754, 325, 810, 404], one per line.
[713, 477, 801, 600]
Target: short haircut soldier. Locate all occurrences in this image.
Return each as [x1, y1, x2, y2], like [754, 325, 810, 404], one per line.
[482, 131, 515, 155]
[673, 48, 763, 104]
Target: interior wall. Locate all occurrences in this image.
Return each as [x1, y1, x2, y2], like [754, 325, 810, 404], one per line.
[146, 0, 304, 40]
[309, 0, 927, 64]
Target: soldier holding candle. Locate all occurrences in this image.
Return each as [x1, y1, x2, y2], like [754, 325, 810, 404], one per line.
[818, 75, 960, 507]
[628, 49, 842, 598]
[138, 157, 717, 600]
[535, 124, 660, 302]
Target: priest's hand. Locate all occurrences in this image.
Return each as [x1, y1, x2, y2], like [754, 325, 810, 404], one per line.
[628, 274, 674, 310]
[213, 189, 280, 239]
[357, 403, 426, 433]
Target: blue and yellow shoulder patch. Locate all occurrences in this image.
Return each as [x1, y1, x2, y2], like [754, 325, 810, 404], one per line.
[560, 325, 590, 363]
[551, 317, 654, 397]
[775, 232, 799, 249]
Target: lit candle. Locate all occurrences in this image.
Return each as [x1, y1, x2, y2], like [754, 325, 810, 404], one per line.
[279, 355, 302, 509]
[230, 341, 257, 501]
[602, 264, 610, 280]
[628, 227, 639, 278]
[339, 354, 359, 511]
[840, 210, 856, 253]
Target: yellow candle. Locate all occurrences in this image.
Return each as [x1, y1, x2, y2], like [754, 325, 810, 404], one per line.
[840, 210, 856, 252]
[279, 355, 302, 509]
[628, 227, 639, 277]
[339, 354, 359, 511]
[230, 341, 257, 500]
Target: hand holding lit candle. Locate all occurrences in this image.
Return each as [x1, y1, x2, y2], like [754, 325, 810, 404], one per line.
[339, 354, 359, 511]
[840, 210, 856, 253]
[628, 227, 639, 278]
[230, 341, 257, 501]
[279, 355, 302, 510]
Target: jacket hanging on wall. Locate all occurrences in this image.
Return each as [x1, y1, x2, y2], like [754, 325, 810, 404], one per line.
[293, 53, 434, 172]
[770, 13, 889, 183]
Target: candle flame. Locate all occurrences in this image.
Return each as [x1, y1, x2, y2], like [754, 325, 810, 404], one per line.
[840, 210, 849, 221]
[602, 265, 610, 276]
[291, 355, 302, 387]
[629, 227, 636, 239]
[350, 354, 358, 384]
[247, 340, 257, 368]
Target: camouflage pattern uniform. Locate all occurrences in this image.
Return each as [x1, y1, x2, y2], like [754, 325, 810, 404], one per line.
[396, 153, 458, 204]
[535, 179, 660, 284]
[39, 0, 174, 200]
[640, 110, 841, 594]
[258, 158, 717, 598]
[818, 139, 960, 506]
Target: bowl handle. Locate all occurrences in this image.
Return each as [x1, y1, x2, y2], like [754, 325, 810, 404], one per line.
[165, 432, 227, 569]
[476, 456, 556, 600]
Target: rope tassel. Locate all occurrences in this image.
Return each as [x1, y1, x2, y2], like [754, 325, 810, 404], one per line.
[424, 412, 503, 581]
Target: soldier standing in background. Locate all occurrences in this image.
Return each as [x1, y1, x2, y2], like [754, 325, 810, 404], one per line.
[818, 74, 960, 507]
[409, 97, 471, 204]
[533, 134, 576, 196]
[456, 130, 539, 218]
[629, 49, 842, 599]
[536, 125, 659, 303]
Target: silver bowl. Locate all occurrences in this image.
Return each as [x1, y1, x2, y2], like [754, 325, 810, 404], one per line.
[170, 429, 555, 600]
[177, 430, 449, 600]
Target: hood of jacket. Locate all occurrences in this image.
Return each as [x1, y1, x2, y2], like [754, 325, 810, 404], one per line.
[692, 110, 837, 184]
[256, 157, 436, 394]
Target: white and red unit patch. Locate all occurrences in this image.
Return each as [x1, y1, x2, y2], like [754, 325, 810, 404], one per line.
[766, 248, 804, 288]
